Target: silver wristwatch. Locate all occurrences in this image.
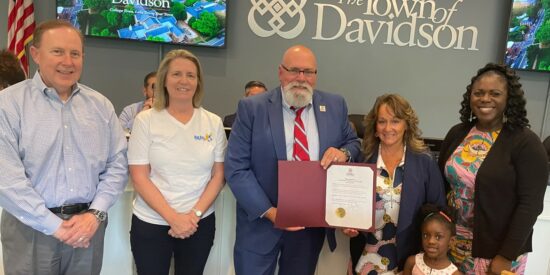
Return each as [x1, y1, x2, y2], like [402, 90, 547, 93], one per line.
[88, 209, 107, 222]
[339, 148, 351, 161]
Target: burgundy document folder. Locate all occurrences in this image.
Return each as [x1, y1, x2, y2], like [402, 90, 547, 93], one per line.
[275, 161, 375, 231]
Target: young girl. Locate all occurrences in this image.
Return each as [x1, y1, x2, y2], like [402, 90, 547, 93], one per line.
[403, 204, 461, 275]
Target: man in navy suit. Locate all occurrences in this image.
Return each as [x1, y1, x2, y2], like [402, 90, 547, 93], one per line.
[224, 45, 361, 275]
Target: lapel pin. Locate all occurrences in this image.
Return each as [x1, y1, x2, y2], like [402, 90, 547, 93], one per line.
[320, 105, 326, 112]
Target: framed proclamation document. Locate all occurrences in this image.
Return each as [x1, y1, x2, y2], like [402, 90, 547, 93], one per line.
[275, 161, 375, 231]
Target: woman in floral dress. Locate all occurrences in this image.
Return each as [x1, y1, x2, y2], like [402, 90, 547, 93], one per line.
[438, 63, 548, 274]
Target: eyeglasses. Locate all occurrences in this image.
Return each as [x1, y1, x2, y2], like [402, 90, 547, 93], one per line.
[280, 64, 317, 77]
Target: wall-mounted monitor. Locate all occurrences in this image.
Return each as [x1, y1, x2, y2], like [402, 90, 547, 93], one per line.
[56, 0, 227, 48]
[503, 0, 550, 71]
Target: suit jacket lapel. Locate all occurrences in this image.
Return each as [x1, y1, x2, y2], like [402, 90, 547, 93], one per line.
[268, 88, 287, 160]
[313, 91, 328, 153]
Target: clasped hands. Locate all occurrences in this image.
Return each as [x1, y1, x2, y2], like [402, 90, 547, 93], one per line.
[167, 211, 200, 240]
[53, 212, 100, 248]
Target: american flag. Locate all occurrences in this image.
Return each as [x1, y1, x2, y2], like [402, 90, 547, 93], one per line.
[7, 0, 35, 76]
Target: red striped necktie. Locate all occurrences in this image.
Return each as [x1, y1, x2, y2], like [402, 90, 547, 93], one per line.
[291, 107, 310, 161]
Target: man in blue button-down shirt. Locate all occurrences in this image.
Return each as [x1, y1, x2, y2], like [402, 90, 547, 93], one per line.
[0, 20, 128, 274]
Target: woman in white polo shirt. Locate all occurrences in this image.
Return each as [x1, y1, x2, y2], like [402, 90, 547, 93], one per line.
[127, 49, 227, 275]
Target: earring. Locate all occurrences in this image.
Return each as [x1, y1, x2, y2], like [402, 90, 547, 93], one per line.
[469, 111, 473, 122]
[503, 114, 508, 124]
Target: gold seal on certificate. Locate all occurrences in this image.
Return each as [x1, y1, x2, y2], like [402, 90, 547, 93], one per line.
[335, 207, 346, 218]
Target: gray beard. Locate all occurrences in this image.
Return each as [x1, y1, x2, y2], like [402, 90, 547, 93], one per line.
[283, 82, 313, 108]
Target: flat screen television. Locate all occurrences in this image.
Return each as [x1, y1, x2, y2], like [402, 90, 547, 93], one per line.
[56, 0, 227, 48]
[503, 0, 550, 71]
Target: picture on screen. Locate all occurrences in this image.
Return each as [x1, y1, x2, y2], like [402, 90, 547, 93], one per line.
[503, 0, 550, 71]
[56, 0, 227, 48]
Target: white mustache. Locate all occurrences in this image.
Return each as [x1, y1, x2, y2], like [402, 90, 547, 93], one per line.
[283, 81, 313, 108]
[288, 82, 312, 93]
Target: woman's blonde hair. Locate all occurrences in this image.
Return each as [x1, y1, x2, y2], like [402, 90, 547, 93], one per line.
[362, 94, 427, 159]
[153, 49, 204, 110]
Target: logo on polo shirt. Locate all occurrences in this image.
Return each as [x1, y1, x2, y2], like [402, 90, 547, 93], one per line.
[194, 133, 213, 142]
[248, 0, 307, 39]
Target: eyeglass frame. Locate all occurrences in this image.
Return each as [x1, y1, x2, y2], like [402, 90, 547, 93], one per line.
[280, 64, 317, 77]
